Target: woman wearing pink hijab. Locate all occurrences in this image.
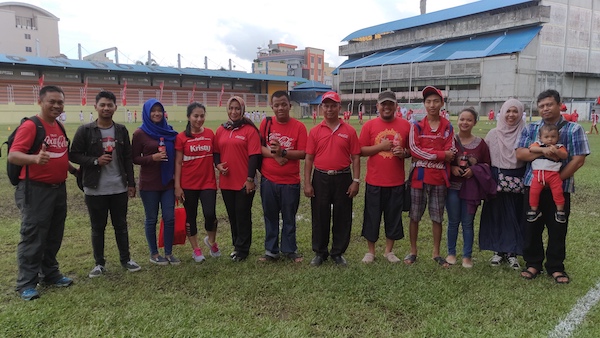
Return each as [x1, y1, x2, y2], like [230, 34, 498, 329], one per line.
[479, 99, 526, 270]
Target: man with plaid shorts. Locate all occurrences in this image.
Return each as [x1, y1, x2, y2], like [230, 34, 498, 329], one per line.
[404, 86, 456, 267]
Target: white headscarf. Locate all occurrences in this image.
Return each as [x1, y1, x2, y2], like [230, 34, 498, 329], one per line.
[485, 98, 525, 169]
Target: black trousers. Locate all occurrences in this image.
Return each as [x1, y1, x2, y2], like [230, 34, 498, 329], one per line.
[311, 171, 353, 258]
[85, 192, 131, 266]
[222, 189, 255, 258]
[182, 189, 217, 236]
[522, 187, 570, 274]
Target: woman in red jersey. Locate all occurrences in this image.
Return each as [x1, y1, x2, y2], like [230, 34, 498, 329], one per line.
[175, 102, 221, 263]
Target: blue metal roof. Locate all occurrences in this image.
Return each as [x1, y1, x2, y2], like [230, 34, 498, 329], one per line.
[293, 80, 332, 90]
[338, 26, 541, 70]
[0, 54, 306, 82]
[342, 0, 537, 42]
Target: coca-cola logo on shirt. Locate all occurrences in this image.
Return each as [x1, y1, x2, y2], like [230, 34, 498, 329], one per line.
[268, 133, 295, 150]
[338, 133, 349, 139]
[45, 135, 68, 148]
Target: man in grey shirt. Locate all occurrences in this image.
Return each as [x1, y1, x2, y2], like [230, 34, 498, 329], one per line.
[70, 91, 140, 277]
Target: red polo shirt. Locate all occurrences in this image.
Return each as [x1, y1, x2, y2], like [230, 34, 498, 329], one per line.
[214, 124, 262, 190]
[306, 119, 360, 171]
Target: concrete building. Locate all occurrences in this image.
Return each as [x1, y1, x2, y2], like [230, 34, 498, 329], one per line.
[252, 40, 327, 83]
[336, 0, 600, 119]
[0, 2, 60, 57]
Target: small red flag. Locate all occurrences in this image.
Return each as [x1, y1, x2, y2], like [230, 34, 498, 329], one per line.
[190, 83, 196, 103]
[81, 78, 88, 106]
[218, 84, 225, 107]
[597, 96, 600, 105]
[122, 80, 127, 106]
[38, 74, 44, 88]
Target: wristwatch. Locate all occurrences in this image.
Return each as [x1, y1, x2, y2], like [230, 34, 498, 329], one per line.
[246, 177, 254, 183]
[281, 149, 288, 158]
[352, 178, 360, 183]
[93, 158, 99, 166]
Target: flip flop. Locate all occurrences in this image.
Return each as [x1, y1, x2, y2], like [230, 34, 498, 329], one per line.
[433, 256, 450, 268]
[521, 267, 542, 280]
[404, 254, 417, 265]
[285, 252, 304, 263]
[552, 271, 570, 284]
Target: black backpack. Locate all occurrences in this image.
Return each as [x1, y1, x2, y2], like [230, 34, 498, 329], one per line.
[2, 116, 67, 186]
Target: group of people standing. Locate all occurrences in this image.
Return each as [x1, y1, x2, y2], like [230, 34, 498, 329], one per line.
[8, 84, 589, 301]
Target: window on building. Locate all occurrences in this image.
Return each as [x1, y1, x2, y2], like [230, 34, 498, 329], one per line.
[318, 70, 322, 76]
[25, 47, 32, 52]
[318, 57, 322, 64]
[24, 33, 31, 40]
[311, 56, 314, 63]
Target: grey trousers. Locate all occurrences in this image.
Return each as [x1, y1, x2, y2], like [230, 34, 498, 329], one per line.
[15, 181, 67, 292]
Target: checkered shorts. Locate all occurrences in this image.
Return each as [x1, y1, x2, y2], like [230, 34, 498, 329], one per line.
[409, 183, 447, 224]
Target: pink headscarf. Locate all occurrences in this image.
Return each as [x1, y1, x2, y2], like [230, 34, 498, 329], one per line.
[485, 99, 525, 169]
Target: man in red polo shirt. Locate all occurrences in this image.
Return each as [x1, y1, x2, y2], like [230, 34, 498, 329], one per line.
[304, 91, 361, 266]
[359, 90, 411, 263]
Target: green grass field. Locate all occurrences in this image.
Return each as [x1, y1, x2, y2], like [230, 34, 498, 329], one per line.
[0, 117, 599, 337]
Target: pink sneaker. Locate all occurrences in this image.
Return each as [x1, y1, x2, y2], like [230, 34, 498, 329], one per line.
[204, 236, 221, 257]
[193, 248, 205, 263]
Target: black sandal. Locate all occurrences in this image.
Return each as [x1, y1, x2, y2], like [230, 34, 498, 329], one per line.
[258, 254, 277, 262]
[521, 268, 542, 280]
[285, 253, 303, 263]
[433, 256, 450, 268]
[552, 271, 570, 284]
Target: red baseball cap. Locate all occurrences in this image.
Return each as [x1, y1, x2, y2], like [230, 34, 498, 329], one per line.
[422, 86, 443, 100]
[321, 91, 341, 103]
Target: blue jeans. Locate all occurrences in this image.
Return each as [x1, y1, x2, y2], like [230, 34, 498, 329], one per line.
[445, 189, 475, 258]
[260, 177, 300, 256]
[140, 189, 175, 256]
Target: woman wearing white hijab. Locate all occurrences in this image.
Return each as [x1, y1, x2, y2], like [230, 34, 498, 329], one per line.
[479, 99, 526, 270]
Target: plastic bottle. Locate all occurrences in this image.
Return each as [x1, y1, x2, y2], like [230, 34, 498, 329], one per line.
[459, 152, 468, 170]
[158, 137, 167, 161]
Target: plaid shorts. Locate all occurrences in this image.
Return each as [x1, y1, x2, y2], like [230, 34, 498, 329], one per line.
[409, 183, 447, 224]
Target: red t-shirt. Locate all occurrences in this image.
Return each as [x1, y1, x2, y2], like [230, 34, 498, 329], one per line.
[11, 118, 69, 184]
[214, 124, 262, 190]
[175, 129, 217, 190]
[359, 117, 411, 187]
[409, 117, 455, 188]
[259, 117, 307, 184]
[306, 119, 360, 170]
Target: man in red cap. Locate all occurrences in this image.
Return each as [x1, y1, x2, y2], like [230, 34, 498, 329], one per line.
[404, 86, 456, 268]
[304, 91, 361, 267]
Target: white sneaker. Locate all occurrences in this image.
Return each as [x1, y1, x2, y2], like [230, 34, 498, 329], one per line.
[490, 253, 504, 266]
[88, 265, 106, 278]
[507, 256, 521, 270]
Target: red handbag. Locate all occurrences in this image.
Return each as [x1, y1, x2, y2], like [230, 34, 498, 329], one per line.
[158, 201, 187, 248]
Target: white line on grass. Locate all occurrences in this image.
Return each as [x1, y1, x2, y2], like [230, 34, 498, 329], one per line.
[548, 280, 600, 338]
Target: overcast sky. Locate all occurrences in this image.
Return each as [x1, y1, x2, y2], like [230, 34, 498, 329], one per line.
[27, 0, 477, 71]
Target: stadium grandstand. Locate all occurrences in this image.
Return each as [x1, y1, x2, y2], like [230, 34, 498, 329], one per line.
[335, 0, 600, 119]
[0, 53, 307, 123]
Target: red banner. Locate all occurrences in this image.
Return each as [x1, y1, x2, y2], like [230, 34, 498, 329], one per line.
[218, 84, 225, 107]
[81, 78, 88, 106]
[38, 74, 44, 88]
[190, 83, 196, 103]
[159, 81, 164, 101]
[122, 80, 127, 106]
